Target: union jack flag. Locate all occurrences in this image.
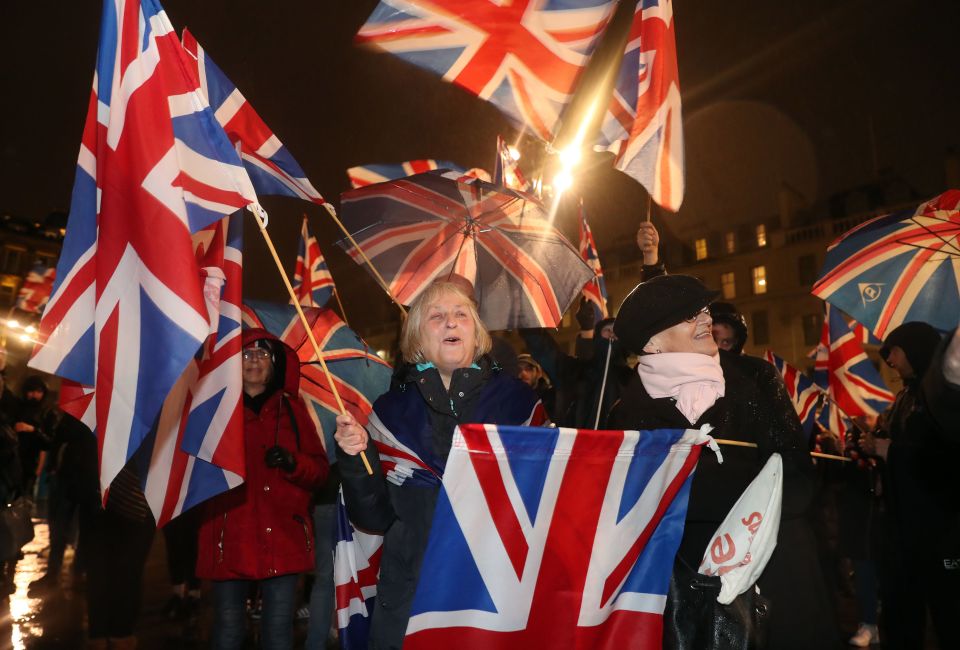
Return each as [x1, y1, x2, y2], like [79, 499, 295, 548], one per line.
[493, 135, 530, 192]
[404, 424, 712, 648]
[292, 216, 334, 308]
[762, 350, 822, 437]
[181, 29, 328, 205]
[335, 489, 384, 650]
[15, 261, 56, 313]
[813, 305, 895, 421]
[135, 214, 246, 526]
[597, 0, 684, 211]
[347, 160, 463, 189]
[578, 200, 608, 320]
[30, 0, 257, 496]
[241, 301, 392, 463]
[356, 0, 618, 142]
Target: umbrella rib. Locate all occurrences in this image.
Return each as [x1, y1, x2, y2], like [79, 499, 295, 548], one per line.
[902, 217, 960, 256]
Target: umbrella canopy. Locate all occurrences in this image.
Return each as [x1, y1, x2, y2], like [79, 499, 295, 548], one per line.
[338, 170, 594, 330]
[812, 190, 960, 339]
[241, 300, 392, 463]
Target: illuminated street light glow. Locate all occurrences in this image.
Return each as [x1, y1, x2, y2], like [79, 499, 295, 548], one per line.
[559, 146, 582, 168]
[507, 146, 521, 161]
[24, 325, 36, 334]
[19, 333, 30, 343]
[553, 170, 574, 193]
[7, 319, 19, 329]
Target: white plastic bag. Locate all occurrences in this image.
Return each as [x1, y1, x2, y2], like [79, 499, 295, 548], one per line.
[698, 452, 783, 604]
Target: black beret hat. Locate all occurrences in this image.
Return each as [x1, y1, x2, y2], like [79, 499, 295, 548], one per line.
[614, 275, 721, 354]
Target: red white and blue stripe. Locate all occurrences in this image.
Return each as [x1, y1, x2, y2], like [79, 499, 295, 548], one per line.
[348, 160, 463, 189]
[182, 29, 328, 206]
[30, 0, 257, 496]
[578, 200, 608, 320]
[762, 350, 822, 437]
[403, 424, 711, 648]
[356, 0, 618, 142]
[16, 261, 56, 314]
[813, 304, 895, 421]
[812, 190, 960, 339]
[493, 135, 530, 192]
[596, 0, 684, 211]
[292, 216, 335, 308]
[241, 301, 392, 463]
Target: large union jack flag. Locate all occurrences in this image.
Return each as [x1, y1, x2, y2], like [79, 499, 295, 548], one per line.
[181, 29, 328, 205]
[762, 350, 822, 437]
[30, 0, 257, 495]
[292, 216, 335, 308]
[597, 0, 684, 212]
[813, 305, 895, 422]
[356, 0, 618, 142]
[403, 424, 711, 648]
[16, 261, 56, 314]
[578, 199, 608, 320]
[241, 301, 392, 463]
[134, 213, 246, 525]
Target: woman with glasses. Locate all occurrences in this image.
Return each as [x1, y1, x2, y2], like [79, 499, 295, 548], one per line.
[608, 274, 837, 649]
[196, 329, 329, 650]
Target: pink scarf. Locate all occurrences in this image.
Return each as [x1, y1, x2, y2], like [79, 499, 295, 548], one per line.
[637, 353, 725, 425]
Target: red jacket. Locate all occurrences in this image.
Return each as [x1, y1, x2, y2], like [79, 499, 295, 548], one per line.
[196, 329, 329, 581]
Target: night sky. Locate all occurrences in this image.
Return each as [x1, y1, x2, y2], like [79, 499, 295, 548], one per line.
[3, 0, 959, 332]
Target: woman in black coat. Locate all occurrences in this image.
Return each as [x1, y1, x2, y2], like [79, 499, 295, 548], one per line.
[608, 275, 837, 649]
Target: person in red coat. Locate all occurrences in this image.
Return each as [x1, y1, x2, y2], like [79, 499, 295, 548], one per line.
[197, 328, 329, 650]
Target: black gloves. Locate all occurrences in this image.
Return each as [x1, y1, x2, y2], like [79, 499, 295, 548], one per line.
[575, 297, 596, 332]
[264, 445, 296, 473]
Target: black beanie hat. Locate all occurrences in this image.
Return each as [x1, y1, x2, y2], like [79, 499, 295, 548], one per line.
[880, 321, 942, 380]
[710, 301, 749, 353]
[614, 275, 721, 354]
[22, 375, 48, 396]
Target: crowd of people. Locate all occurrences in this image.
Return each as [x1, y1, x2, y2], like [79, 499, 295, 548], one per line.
[1, 221, 959, 650]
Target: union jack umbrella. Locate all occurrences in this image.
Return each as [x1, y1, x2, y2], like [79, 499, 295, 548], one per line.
[338, 171, 594, 330]
[347, 160, 462, 189]
[241, 301, 392, 463]
[356, 0, 618, 142]
[812, 190, 960, 339]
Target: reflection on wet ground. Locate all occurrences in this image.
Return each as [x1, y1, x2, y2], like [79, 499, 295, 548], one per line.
[0, 515, 313, 649]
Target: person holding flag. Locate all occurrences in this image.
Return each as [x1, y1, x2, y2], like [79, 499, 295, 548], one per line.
[609, 274, 838, 649]
[333, 280, 545, 649]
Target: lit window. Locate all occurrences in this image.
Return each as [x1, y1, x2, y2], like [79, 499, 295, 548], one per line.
[756, 224, 767, 247]
[721, 272, 736, 299]
[751, 266, 767, 295]
[694, 238, 708, 261]
[725, 232, 736, 254]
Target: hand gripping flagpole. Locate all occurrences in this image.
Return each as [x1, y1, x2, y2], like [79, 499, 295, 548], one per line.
[248, 203, 374, 475]
[318, 203, 407, 317]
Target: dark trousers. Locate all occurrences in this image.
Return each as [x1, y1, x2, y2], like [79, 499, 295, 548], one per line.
[45, 480, 80, 576]
[881, 547, 960, 649]
[162, 507, 200, 589]
[81, 503, 155, 639]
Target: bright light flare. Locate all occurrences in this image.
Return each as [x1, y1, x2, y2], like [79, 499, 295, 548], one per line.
[24, 325, 36, 334]
[507, 146, 521, 161]
[553, 170, 574, 193]
[559, 146, 582, 168]
[7, 319, 20, 329]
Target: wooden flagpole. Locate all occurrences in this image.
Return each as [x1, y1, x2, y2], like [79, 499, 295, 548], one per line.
[714, 437, 850, 463]
[249, 204, 373, 475]
[318, 202, 407, 317]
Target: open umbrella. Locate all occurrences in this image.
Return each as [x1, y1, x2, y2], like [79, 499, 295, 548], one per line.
[338, 170, 594, 330]
[241, 300, 392, 463]
[812, 190, 960, 339]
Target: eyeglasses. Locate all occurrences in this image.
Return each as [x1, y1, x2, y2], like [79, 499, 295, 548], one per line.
[683, 306, 711, 323]
[242, 348, 271, 361]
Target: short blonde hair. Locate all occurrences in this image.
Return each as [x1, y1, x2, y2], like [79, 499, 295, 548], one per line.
[400, 281, 492, 365]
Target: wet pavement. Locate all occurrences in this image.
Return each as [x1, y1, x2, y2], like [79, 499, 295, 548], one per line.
[0, 517, 318, 650]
